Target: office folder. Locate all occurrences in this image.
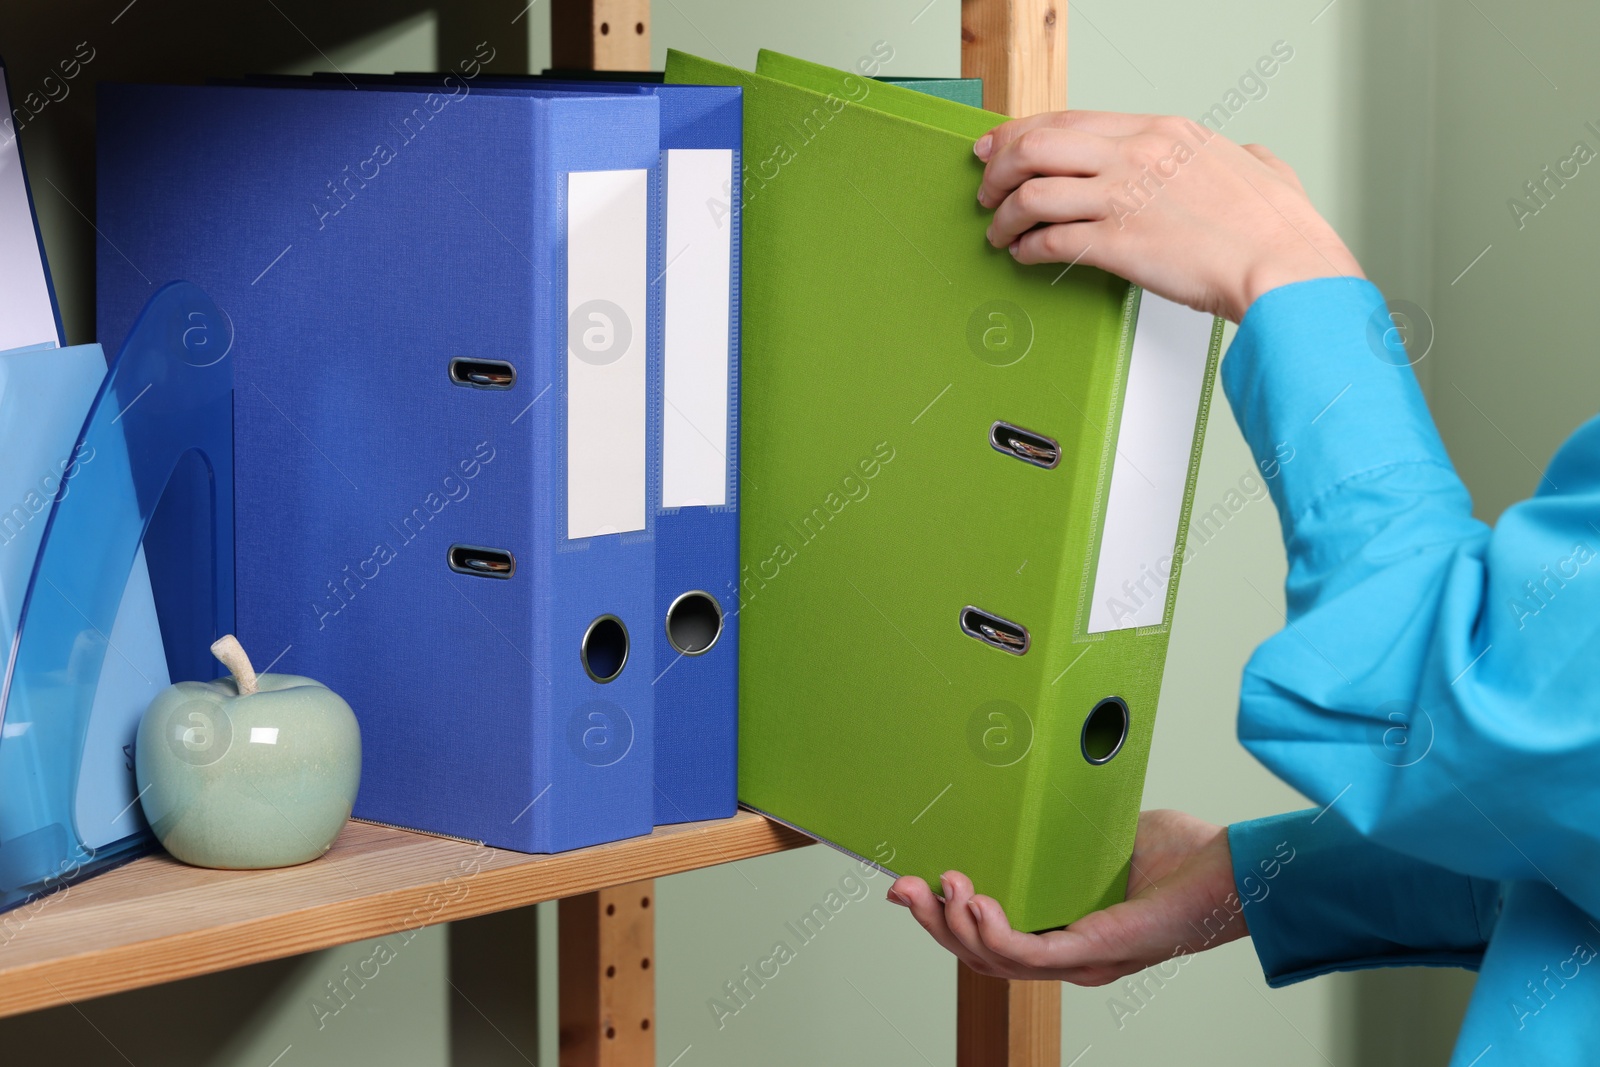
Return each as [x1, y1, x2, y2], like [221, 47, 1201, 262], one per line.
[98, 83, 661, 852]
[277, 72, 744, 826]
[667, 50, 1222, 931]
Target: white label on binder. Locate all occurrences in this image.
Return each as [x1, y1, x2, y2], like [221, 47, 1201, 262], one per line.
[662, 148, 733, 509]
[0, 69, 62, 351]
[567, 169, 649, 539]
[1088, 293, 1214, 633]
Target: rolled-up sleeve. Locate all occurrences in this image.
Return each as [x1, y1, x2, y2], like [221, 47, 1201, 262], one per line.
[1221, 278, 1600, 920]
[1229, 809, 1500, 987]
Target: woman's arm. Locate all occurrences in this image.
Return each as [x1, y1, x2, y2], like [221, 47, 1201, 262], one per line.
[888, 807, 1500, 984]
[893, 108, 1600, 973]
[1223, 278, 1600, 910]
[980, 108, 1600, 912]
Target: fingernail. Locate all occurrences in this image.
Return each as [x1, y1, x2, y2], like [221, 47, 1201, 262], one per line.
[886, 890, 909, 908]
[938, 876, 952, 899]
[1009, 241, 1020, 258]
[974, 133, 992, 159]
[967, 900, 983, 924]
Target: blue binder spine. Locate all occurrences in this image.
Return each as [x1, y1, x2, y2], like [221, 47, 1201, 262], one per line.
[485, 79, 743, 825]
[531, 92, 662, 850]
[647, 86, 742, 824]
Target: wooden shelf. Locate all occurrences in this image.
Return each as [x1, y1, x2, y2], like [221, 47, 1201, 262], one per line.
[0, 811, 810, 1020]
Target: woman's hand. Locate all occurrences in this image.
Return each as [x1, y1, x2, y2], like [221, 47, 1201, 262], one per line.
[974, 111, 1364, 323]
[887, 809, 1248, 984]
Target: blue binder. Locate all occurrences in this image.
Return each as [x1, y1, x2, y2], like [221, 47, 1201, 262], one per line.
[482, 79, 742, 826]
[97, 83, 661, 852]
[235, 73, 743, 826]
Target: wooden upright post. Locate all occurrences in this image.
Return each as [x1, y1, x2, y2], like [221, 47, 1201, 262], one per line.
[549, 1, 1066, 1063]
[957, 963, 1063, 1067]
[551, 0, 652, 71]
[552, 4, 653, 1062]
[958, 0, 1067, 1062]
[960, 0, 1068, 116]
[559, 880, 657, 1067]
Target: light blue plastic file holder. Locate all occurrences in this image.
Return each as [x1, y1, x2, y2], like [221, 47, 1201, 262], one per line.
[0, 282, 233, 912]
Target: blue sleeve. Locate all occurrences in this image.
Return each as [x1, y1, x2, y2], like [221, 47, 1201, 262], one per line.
[1223, 278, 1600, 919]
[1229, 810, 1500, 986]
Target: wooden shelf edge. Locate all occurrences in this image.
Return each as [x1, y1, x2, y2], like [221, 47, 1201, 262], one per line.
[0, 811, 810, 1019]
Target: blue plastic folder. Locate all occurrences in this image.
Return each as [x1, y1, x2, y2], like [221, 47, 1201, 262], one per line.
[0, 282, 234, 911]
[98, 83, 661, 852]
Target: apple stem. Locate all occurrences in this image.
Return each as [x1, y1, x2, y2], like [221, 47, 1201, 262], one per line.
[210, 634, 260, 696]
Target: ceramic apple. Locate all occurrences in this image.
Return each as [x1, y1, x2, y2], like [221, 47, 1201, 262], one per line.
[136, 635, 361, 869]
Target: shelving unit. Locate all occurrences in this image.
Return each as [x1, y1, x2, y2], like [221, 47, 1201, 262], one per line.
[0, 814, 808, 1020]
[0, 1, 1070, 1063]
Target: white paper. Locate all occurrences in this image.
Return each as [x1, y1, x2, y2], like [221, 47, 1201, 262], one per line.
[1088, 294, 1214, 633]
[662, 149, 733, 509]
[566, 169, 649, 539]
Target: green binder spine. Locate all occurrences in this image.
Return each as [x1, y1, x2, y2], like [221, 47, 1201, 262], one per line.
[668, 49, 1223, 931]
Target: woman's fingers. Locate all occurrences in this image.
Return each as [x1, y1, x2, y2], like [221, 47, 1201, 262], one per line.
[977, 128, 1112, 209]
[985, 176, 1107, 247]
[939, 871, 1023, 977]
[889, 875, 995, 974]
[1010, 220, 1104, 268]
[967, 895, 1072, 970]
[976, 109, 1152, 162]
[970, 109, 1363, 321]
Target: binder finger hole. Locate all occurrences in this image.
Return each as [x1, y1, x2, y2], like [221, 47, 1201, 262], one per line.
[448, 545, 516, 578]
[1081, 697, 1129, 765]
[448, 357, 517, 390]
[665, 591, 723, 656]
[582, 615, 630, 683]
[960, 606, 1030, 655]
[990, 421, 1060, 469]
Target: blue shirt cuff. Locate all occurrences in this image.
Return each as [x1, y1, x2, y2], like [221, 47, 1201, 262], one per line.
[1230, 809, 1500, 988]
[1222, 278, 1455, 536]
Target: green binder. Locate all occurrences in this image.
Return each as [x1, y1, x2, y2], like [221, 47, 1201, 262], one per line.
[667, 50, 1223, 931]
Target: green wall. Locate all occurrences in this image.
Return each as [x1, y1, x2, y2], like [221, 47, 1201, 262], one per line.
[2, 0, 1577, 1063]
